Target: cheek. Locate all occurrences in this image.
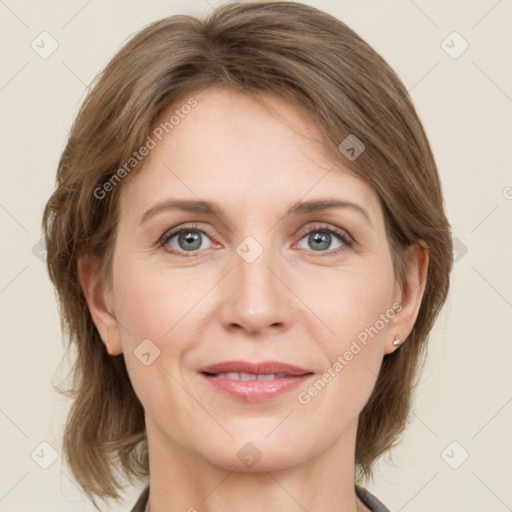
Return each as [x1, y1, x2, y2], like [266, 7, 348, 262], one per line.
[301, 261, 395, 403]
[308, 262, 395, 346]
[112, 247, 200, 341]
[112, 258, 202, 414]
[112, 255, 213, 392]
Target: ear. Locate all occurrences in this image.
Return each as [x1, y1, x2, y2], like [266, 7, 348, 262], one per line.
[385, 242, 429, 355]
[77, 253, 123, 356]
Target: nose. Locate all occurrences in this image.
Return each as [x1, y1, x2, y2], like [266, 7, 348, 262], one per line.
[218, 240, 292, 336]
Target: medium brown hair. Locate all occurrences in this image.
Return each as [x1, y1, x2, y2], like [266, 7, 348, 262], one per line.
[43, 1, 453, 508]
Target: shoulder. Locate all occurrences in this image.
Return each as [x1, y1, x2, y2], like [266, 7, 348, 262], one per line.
[130, 484, 149, 512]
[356, 486, 392, 512]
[129, 484, 390, 512]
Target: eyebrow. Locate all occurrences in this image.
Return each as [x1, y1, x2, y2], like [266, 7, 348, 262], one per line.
[139, 198, 372, 227]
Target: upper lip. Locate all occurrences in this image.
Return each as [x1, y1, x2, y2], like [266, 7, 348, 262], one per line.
[198, 360, 312, 376]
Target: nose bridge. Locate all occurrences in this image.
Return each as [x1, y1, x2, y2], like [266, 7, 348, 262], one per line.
[223, 233, 287, 332]
[235, 233, 277, 304]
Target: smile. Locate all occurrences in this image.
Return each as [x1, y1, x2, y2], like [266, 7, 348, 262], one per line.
[207, 372, 288, 381]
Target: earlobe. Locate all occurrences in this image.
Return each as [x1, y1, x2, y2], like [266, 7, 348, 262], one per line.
[77, 254, 123, 356]
[386, 242, 429, 354]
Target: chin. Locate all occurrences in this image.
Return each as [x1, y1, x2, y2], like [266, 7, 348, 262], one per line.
[200, 435, 309, 473]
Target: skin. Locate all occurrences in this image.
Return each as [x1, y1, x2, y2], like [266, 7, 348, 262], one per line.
[79, 87, 428, 512]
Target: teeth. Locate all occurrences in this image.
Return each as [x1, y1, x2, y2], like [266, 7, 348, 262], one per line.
[256, 374, 277, 381]
[214, 372, 287, 380]
[224, 372, 242, 380]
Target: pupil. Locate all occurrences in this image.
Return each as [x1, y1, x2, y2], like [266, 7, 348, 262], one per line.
[310, 232, 330, 251]
[180, 231, 201, 251]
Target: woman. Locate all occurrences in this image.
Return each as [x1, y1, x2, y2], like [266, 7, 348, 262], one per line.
[43, 2, 453, 511]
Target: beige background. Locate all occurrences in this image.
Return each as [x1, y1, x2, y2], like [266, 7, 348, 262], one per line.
[1, 0, 511, 511]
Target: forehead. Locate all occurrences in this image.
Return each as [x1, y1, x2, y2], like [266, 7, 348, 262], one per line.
[119, 87, 380, 223]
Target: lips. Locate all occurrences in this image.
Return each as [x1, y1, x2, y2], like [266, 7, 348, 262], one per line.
[198, 360, 312, 377]
[197, 360, 314, 402]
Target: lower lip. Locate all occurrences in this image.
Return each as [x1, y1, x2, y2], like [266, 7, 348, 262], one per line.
[199, 373, 313, 402]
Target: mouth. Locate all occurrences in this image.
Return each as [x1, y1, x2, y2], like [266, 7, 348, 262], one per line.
[197, 360, 314, 402]
[202, 371, 295, 380]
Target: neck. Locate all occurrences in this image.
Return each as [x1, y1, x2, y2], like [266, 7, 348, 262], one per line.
[143, 417, 365, 512]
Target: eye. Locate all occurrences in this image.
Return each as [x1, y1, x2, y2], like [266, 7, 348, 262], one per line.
[160, 225, 214, 256]
[158, 222, 354, 258]
[296, 223, 353, 255]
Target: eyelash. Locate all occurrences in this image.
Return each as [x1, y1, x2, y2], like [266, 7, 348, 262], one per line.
[157, 223, 354, 258]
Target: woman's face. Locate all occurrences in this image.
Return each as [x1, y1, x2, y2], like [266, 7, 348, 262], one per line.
[85, 87, 423, 472]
